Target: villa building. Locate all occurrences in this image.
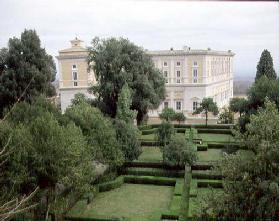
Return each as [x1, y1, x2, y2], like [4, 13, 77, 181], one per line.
[147, 47, 234, 118]
[57, 39, 234, 118]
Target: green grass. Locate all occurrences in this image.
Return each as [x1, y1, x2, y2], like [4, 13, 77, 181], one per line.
[67, 184, 173, 220]
[197, 149, 224, 162]
[199, 133, 234, 143]
[137, 146, 162, 162]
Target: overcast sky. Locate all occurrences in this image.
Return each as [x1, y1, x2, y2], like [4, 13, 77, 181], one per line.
[0, 0, 278, 79]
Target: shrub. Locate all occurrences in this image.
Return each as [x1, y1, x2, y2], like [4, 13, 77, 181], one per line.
[163, 135, 197, 167]
[156, 121, 174, 147]
[124, 167, 184, 178]
[123, 175, 176, 186]
[173, 112, 186, 124]
[114, 119, 141, 161]
[98, 176, 124, 192]
[159, 107, 176, 122]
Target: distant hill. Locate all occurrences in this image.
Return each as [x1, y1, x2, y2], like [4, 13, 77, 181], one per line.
[234, 76, 254, 96]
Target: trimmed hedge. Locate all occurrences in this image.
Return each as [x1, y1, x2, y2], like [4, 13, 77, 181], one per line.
[197, 128, 232, 134]
[123, 175, 176, 186]
[138, 125, 152, 130]
[124, 167, 184, 178]
[197, 180, 223, 188]
[124, 161, 184, 170]
[175, 128, 186, 133]
[197, 144, 208, 151]
[140, 141, 160, 146]
[64, 214, 122, 221]
[207, 143, 240, 149]
[141, 128, 157, 135]
[193, 124, 233, 129]
[191, 163, 213, 170]
[192, 171, 222, 180]
[98, 176, 124, 192]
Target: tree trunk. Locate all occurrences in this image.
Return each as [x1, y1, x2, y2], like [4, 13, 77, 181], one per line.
[205, 110, 208, 127]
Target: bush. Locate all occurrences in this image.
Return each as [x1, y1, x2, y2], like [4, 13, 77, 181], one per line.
[159, 107, 176, 121]
[156, 121, 174, 147]
[123, 175, 176, 186]
[163, 135, 197, 167]
[114, 119, 141, 161]
[98, 176, 124, 192]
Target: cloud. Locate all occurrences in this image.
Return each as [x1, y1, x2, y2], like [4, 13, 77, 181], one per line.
[0, 0, 278, 78]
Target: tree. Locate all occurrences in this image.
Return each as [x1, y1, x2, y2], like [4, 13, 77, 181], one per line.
[156, 121, 174, 148]
[1, 112, 94, 220]
[114, 119, 141, 161]
[194, 98, 218, 126]
[229, 97, 248, 117]
[173, 112, 186, 124]
[163, 135, 197, 167]
[159, 107, 176, 122]
[255, 49, 277, 81]
[196, 99, 279, 221]
[88, 37, 165, 124]
[219, 107, 234, 124]
[64, 101, 124, 167]
[0, 29, 56, 117]
[116, 83, 137, 124]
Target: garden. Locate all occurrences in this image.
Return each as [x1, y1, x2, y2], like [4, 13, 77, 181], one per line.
[65, 123, 253, 221]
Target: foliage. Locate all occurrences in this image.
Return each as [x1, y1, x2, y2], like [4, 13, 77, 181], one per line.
[88, 37, 165, 124]
[156, 121, 174, 147]
[1, 111, 95, 220]
[116, 83, 137, 124]
[70, 93, 91, 106]
[64, 101, 124, 167]
[194, 98, 218, 126]
[163, 135, 197, 167]
[173, 112, 186, 124]
[218, 108, 234, 124]
[0, 29, 56, 117]
[159, 107, 176, 122]
[114, 119, 141, 161]
[255, 49, 277, 81]
[229, 97, 248, 116]
[196, 99, 279, 221]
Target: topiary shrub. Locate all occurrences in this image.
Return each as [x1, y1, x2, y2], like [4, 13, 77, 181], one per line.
[163, 135, 197, 167]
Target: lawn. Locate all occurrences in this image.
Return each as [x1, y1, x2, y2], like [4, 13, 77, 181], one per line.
[140, 134, 156, 141]
[197, 149, 224, 162]
[67, 184, 173, 220]
[199, 133, 234, 143]
[137, 146, 162, 162]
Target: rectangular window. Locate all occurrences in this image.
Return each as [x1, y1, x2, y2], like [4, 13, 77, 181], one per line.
[176, 61, 181, 66]
[164, 70, 168, 78]
[193, 101, 198, 111]
[164, 101, 168, 108]
[163, 61, 168, 67]
[177, 71, 181, 77]
[176, 101, 181, 111]
[72, 64, 77, 70]
[72, 71, 78, 86]
[193, 61, 197, 66]
[193, 69, 198, 83]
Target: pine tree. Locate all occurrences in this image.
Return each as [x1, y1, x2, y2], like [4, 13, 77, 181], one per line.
[255, 49, 277, 81]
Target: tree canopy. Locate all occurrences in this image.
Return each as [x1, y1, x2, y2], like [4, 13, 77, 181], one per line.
[194, 98, 218, 126]
[255, 49, 277, 81]
[0, 29, 56, 117]
[196, 99, 279, 221]
[88, 37, 165, 124]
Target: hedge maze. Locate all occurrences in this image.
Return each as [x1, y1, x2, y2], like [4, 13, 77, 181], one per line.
[65, 124, 252, 221]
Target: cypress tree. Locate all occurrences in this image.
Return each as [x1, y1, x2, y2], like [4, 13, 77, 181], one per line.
[255, 49, 277, 81]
